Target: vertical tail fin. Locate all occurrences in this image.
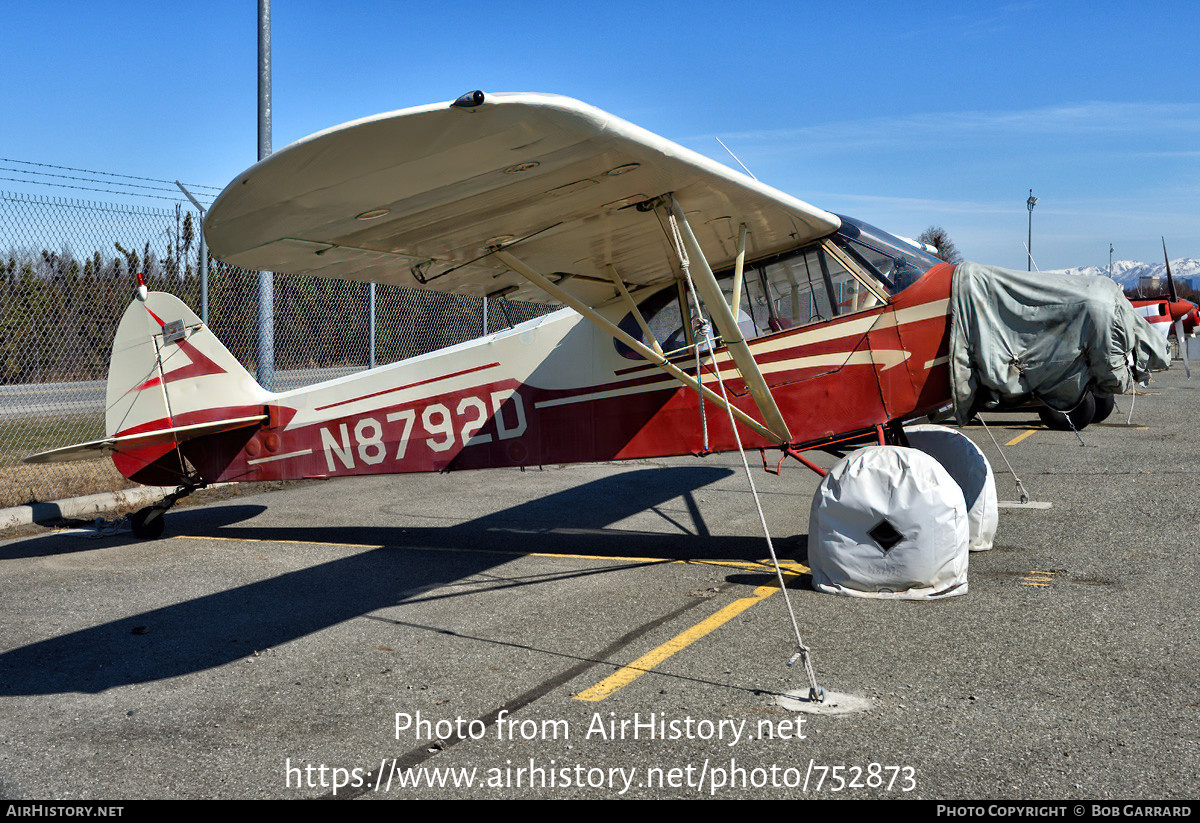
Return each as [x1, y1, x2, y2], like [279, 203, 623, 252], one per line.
[105, 292, 270, 483]
[106, 292, 268, 438]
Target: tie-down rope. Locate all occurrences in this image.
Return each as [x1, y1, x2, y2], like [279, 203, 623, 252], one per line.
[665, 210, 824, 702]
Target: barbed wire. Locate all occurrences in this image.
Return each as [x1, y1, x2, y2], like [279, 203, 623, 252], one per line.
[0, 189, 179, 217]
[1, 157, 221, 192]
[0, 166, 214, 198]
[0, 176, 205, 203]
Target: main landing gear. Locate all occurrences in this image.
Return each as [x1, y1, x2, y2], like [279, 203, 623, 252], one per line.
[129, 480, 206, 539]
[1037, 390, 1114, 431]
[803, 423, 997, 600]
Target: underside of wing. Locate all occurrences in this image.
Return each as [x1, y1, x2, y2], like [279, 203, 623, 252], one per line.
[204, 92, 839, 307]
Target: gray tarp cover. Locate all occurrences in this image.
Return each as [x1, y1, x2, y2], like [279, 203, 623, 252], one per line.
[949, 262, 1170, 422]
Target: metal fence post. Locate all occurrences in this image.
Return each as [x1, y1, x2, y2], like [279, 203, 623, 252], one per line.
[200, 224, 209, 325]
[369, 282, 377, 369]
[256, 0, 275, 389]
[174, 181, 209, 324]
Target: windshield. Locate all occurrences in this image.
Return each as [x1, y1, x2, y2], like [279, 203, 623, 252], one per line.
[614, 214, 944, 359]
[831, 214, 942, 294]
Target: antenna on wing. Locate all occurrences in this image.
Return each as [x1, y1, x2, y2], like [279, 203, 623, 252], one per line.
[714, 136, 758, 180]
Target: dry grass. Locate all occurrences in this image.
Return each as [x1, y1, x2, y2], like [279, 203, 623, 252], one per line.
[0, 414, 135, 508]
[0, 459, 137, 509]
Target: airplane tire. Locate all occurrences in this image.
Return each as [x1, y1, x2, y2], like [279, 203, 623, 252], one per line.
[1037, 392, 1096, 431]
[130, 507, 165, 540]
[1091, 392, 1115, 424]
[904, 424, 998, 551]
[808, 446, 969, 599]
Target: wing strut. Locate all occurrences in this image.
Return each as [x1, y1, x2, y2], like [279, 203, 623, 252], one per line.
[730, 223, 748, 324]
[604, 264, 663, 356]
[492, 249, 783, 444]
[658, 197, 794, 443]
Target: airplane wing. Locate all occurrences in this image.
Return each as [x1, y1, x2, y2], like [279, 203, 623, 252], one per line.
[204, 92, 839, 307]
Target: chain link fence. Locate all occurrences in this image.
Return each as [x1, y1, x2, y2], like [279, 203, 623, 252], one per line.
[0, 190, 553, 508]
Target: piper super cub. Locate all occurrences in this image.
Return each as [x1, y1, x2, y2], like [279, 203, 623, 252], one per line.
[27, 92, 1170, 540]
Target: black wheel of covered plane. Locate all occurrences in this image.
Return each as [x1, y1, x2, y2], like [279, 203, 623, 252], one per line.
[1038, 391, 1097, 431]
[130, 507, 166, 540]
[1091, 392, 1116, 424]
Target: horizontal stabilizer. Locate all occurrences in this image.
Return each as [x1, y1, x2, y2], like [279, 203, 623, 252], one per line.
[23, 415, 267, 465]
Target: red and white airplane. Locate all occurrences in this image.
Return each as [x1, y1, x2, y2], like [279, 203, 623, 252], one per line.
[1128, 241, 1196, 377]
[25, 92, 1171, 538]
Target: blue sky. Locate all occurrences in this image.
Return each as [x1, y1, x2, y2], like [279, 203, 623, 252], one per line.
[2, 0, 1196, 270]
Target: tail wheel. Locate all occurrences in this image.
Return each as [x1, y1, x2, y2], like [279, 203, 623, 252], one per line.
[130, 507, 166, 540]
[1038, 392, 1096, 431]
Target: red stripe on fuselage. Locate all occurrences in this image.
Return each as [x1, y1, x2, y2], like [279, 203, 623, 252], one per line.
[313, 362, 501, 411]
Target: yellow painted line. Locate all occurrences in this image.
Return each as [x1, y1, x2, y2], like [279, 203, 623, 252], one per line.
[573, 567, 806, 702]
[1021, 569, 1056, 587]
[690, 558, 807, 573]
[1005, 428, 1040, 446]
[177, 533, 793, 572]
[181, 533, 809, 700]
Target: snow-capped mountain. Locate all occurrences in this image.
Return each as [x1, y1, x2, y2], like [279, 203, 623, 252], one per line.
[1043, 258, 1200, 291]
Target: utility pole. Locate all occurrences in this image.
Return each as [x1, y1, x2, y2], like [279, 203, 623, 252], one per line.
[257, 0, 275, 389]
[1026, 189, 1037, 272]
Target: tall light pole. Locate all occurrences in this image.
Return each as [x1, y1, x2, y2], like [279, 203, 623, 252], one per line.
[1026, 189, 1037, 272]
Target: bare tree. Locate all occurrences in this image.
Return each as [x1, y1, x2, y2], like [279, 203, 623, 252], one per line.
[916, 226, 962, 263]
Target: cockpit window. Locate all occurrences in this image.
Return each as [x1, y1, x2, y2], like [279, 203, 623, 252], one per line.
[614, 214, 942, 360]
[615, 283, 690, 359]
[738, 244, 883, 334]
[831, 214, 942, 294]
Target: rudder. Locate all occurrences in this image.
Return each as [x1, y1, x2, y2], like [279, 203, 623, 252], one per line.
[105, 292, 270, 483]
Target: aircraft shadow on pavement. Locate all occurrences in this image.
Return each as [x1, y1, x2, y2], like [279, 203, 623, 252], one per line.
[0, 466, 807, 696]
[0, 504, 267, 560]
